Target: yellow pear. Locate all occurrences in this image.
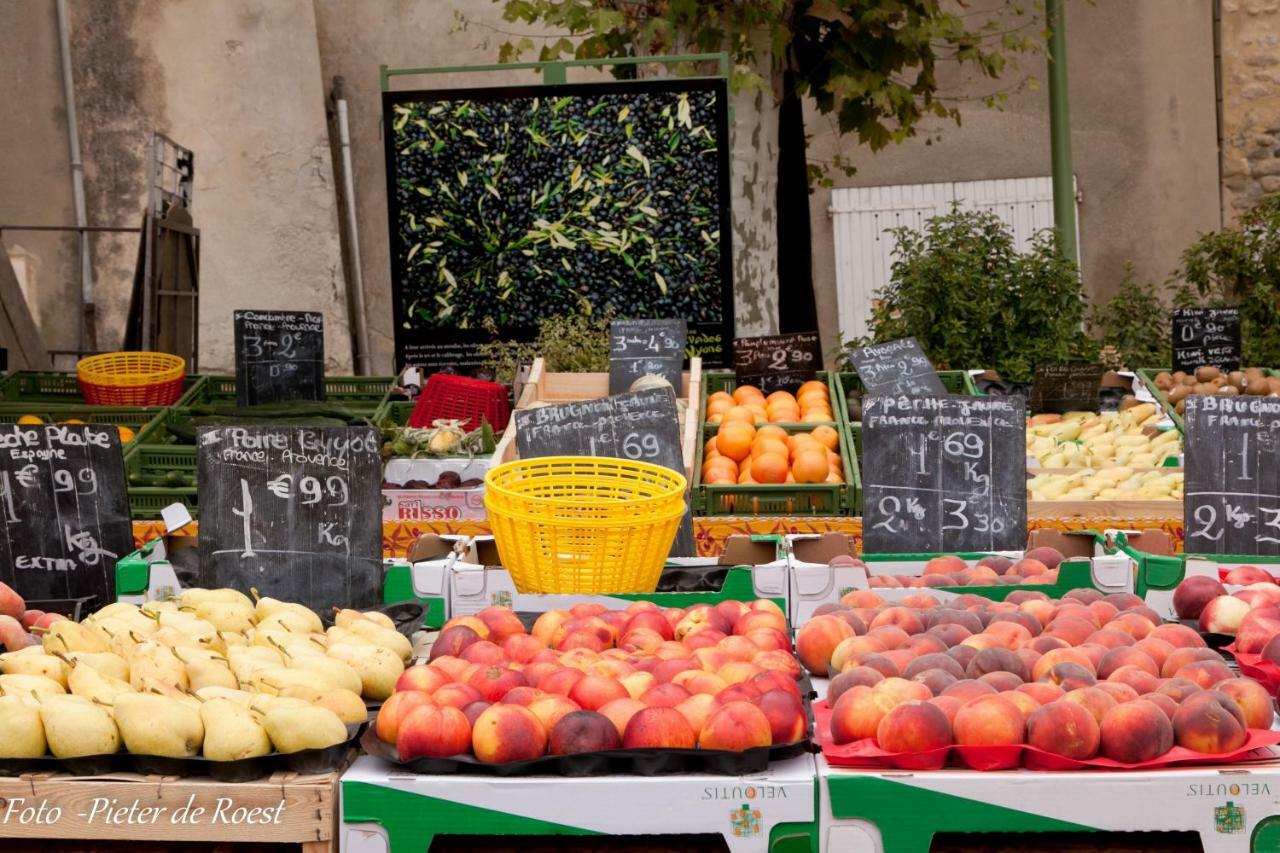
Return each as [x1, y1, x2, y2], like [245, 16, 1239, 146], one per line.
[278, 685, 368, 725]
[192, 600, 256, 634]
[325, 625, 375, 647]
[0, 694, 45, 757]
[114, 693, 203, 757]
[140, 600, 177, 618]
[288, 655, 362, 695]
[180, 654, 238, 692]
[88, 601, 142, 622]
[345, 620, 413, 662]
[248, 693, 312, 716]
[65, 657, 133, 705]
[333, 608, 393, 630]
[158, 612, 220, 644]
[63, 651, 130, 682]
[262, 705, 347, 753]
[181, 588, 253, 610]
[219, 631, 249, 648]
[195, 686, 256, 706]
[325, 643, 404, 700]
[128, 643, 189, 692]
[0, 673, 65, 698]
[39, 694, 119, 757]
[257, 609, 321, 635]
[228, 646, 283, 683]
[250, 666, 334, 696]
[109, 630, 146, 660]
[0, 652, 67, 685]
[200, 698, 271, 761]
[41, 620, 108, 654]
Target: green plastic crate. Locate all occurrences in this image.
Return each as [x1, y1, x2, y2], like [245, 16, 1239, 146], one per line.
[700, 370, 838, 428]
[0, 370, 203, 407]
[694, 422, 858, 516]
[374, 400, 414, 427]
[184, 375, 395, 412]
[0, 408, 159, 449]
[123, 443, 199, 520]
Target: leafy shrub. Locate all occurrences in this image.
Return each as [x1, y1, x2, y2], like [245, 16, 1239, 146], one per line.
[1085, 265, 1171, 371]
[844, 206, 1094, 383]
[1177, 195, 1280, 367]
[478, 312, 613, 384]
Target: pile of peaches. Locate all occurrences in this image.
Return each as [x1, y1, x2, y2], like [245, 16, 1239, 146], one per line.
[1173, 566, 1280, 658]
[374, 600, 808, 765]
[799, 584, 1277, 768]
[840, 548, 1065, 589]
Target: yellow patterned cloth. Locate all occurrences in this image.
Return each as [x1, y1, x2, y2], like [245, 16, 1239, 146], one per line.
[132, 515, 1185, 557]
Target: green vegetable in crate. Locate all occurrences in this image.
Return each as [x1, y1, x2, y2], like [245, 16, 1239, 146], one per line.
[380, 419, 496, 460]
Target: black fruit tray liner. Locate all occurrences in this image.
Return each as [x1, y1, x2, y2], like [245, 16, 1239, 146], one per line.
[360, 676, 818, 777]
[0, 722, 364, 782]
[324, 600, 424, 641]
[1176, 618, 1234, 651]
[359, 725, 812, 777]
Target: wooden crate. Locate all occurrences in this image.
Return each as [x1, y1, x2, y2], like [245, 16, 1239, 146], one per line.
[1027, 467, 1183, 520]
[0, 766, 342, 851]
[513, 356, 702, 480]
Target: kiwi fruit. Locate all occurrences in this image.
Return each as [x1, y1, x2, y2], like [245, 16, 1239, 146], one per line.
[1228, 370, 1247, 389]
[1168, 385, 1189, 403]
[1171, 371, 1188, 383]
[1196, 365, 1221, 381]
[1247, 378, 1270, 395]
[1154, 371, 1173, 390]
[1217, 385, 1240, 395]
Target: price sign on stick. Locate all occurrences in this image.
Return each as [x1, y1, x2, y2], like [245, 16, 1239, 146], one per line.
[1030, 364, 1105, 414]
[862, 395, 1026, 553]
[233, 310, 325, 406]
[516, 388, 695, 557]
[848, 337, 947, 396]
[197, 426, 382, 611]
[1172, 308, 1242, 375]
[1184, 395, 1280, 556]
[733, 332, 821, 394]
[609, 319, 686, 395]
[0, 424, 131, 603]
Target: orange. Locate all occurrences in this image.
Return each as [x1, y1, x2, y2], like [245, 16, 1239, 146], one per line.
[706, 392, 734, 417]
[16, 415, 43, 425]
[756, 424, 787, 442]
[798, 380, 828, 398]
[745, 404, 768, 423]
[705, 471, 736, 485]
[800, 410, 831, 423]
[765, 391, 798, 407]
[705, 437, 720, 457]
[792, 449, 830, 483]
[811, 426, 839, 451]
[722, 405, 757, 425]
[789, 436, 822, 460]
[703, 457, 738, 481]
[716, 421, 756, 461]
[825, 472, 844, 484]
[766, 405, 801, 422]
[737, 470, 757, 485]
[708, 413, 723, 424]
[732, 385, 765, 404]
[751, 437, 790, 460]
[785, 472, 796, 483]
[752, 451, 789, 484]
[117, 426, 136, 444]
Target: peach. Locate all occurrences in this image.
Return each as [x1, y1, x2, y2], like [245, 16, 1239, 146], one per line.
[375, 690, 434, 744]
[1263, 633, 1280, 667]
[396, 704, 471, 760]
[1173, 659, 1234, 689]
[1172, 690, 1248, 753]
[589, 658, 634, 680]
[940, 679, 997, 704]
[1234, 608, 1280, 654]
[718, 636, 760, 663]
[1224, 566, 1275, 585]
[753, 650, 803, 679]
[471, 704, 548, 763]
[641, 682, 692, 708]
[1018, 599, 1057, 628]
[867, 625, 913, 651]
[1087, 600, 1120, 626]
[549, 710, 621, 755]
[904, 653, 965, 680]
[749, 598, 787, 617]
[653, 658, 699, 683]
[429, 625, 484, 661]
[395, 664, 452, 696]
[829, 667, 885, 705]
[569, 603, 607, 619]
[1107, 665, 1160, 696]
[840, 590, 886, 608]
[1098, 647, 1159, 680]
[432, 682, 483, 711]
[623, 706, 697, 749]
[830, 685, 896, 743]
[536, 667, 584, 696]
[698, 701, 773, 751]
[795, 615, 856, 676]
[476, 606, 526, 644]
[978, 671, 1024, 692]
[624, 610, 675, 642]
[1023, 547, 1064, 569]
[1000, 690, 1041, 721]
[744, 628, 791, 653]
[912, 669, 959, 696]
[500, 633, 547, 664]
[531, 610, 571, 648]
[1149, 622, 1207, 649]
[1026, 701, 1100, 759]
[908, 636, 950, 658]
[674, 693, 721, 734]
[756, 689, 806, 744]
[750, 669, 801, 699]
[527, 695, 581, 733]
[734, 610, 787, 637]
[1098, 699, 1173, 763]
[673, 671, 727, 697]
[830, 636, 888, 673]
[1044, 617, 1095, 647]
[1140, 692, 1179, 720]
[1063, 588, 1103, 604]
[875, 701, 953, 752]
[568, 675, 629, 711]
[1027, 635, 1069, 655]
[1084, 629, 1134, 650]
[924, 555, 967, 575]
[559, 630, 607, 653]
[946, 645, 979, 672]
[966, 648, 1029, 682]
[442, 614, 490, 638]
[981, 621, 1033, 651]
[1160, 647, 1220, 679]
[1199, 596, 1251, 635]
[598, 697, 647, 739]
[1062, 686, 1118, 725]
[714, 600, 750, 626]
[1170, 576, 1226, 621]
[717, 661, 763, 686]
[1041, 663, 1097, 691]
[466, 665, 528, 702]
[1017, 682, 1065, 705]
[1215, 678, 1274, 730]
[953, 694, 1026, 746]
[1156, 677, 1204, 704]
[460, 640, 507, 666]
[1030, 648, 1094, 682]
[717, 683, 762, 705]
[870, 607, 925, 635]
[462, 701, 492, 726]
[619, 628, 666, 654]
[1074, 644, 1109, 672]
[874, 677, 933, 705]
[499, 686, 546, 706]
[675, 605, 733, 641]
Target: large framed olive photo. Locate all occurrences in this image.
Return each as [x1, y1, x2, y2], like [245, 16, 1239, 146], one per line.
[383, 78, 734, 372]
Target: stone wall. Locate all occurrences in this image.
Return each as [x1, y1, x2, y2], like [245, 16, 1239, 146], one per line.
[1221, 0, 1280, 217]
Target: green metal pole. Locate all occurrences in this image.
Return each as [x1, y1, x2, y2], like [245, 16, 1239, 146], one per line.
[1046, 0, 1078, 265]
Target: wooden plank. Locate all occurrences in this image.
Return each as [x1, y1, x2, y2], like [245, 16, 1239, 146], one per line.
[0, 767, 338, 846]
[0, 239, 52, 369]
[1029, 499, 1181, 520]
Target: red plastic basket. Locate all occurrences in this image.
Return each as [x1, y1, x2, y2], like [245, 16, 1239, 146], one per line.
[408, 374, 510, 432]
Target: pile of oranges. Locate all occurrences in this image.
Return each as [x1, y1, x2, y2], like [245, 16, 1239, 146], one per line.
[703, 420, 844, 486]
[705, 381, 834, 425]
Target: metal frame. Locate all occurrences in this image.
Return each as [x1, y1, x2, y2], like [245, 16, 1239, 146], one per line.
[380, 53, 731, 90]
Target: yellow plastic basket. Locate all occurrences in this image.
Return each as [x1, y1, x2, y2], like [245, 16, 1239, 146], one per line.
[484, 456, 688, 594]
[76, 352, 186, 406]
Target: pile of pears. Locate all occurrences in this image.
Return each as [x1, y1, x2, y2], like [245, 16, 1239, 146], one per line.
[0, 588, 409, 763]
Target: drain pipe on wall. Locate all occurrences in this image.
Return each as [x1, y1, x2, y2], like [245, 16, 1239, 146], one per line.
[332, 77, 371, 375]
[56, 0, 96, 351]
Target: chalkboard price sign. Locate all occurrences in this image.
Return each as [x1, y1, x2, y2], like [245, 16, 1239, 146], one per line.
[1183, 395, 1280, 556]
[196, 426, 382, 611]
[862, 395, 1026, 554]
[0, 424, 131, 603]
[609, 319, 687, 395]
[848, 337, 947, 396]
[733, 332, 821, 394]
[1172, 308, 1242, 374]
[233, 310, 325, 406]
[1030, 364, 1105, 414]
[515, 388, 695, 556]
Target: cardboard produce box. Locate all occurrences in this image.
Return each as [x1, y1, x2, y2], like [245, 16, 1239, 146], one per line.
[818, 753, 1280, 853]
[340, 753, 817, 853]
[402, 534, 788, 621]
[786, 530, 1138, 625]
